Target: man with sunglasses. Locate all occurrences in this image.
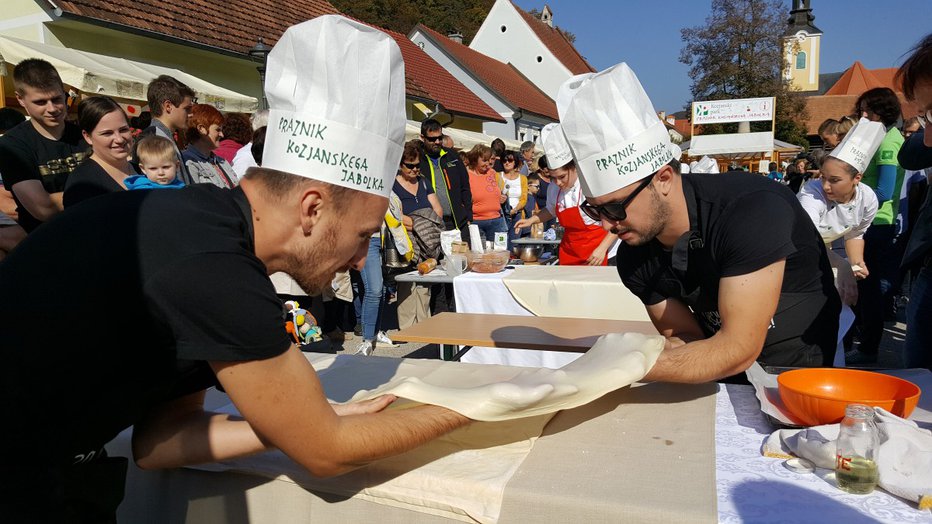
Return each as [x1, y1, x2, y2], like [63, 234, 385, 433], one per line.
[418, 118, 472, 234]
[558, 63, 840, 383]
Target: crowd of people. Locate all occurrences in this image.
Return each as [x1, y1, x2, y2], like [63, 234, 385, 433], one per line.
[0, 12, 929, 521]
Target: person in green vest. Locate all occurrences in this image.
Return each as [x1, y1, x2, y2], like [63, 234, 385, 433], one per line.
[847, 87, 906, 364]
[417, 118, 472, 235]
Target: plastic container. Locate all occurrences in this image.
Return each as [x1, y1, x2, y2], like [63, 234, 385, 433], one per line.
[465, 250, 510, 273]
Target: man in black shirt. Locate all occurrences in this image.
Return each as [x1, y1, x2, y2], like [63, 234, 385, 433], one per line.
[0, 18, 472, 521]
[0, 59, 87, 232]
[559, 62, 839, 383]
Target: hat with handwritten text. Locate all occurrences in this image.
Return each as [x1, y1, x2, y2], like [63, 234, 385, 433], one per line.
[828, 117, 886, 174]
[557, 62, 680, 198]
[540, 123, 573, 169]
[262, 15, 405, 198]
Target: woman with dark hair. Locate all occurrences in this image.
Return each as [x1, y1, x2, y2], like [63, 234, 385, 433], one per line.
[465, 144, 507, 244]
[181, 104, 239, 188]
[63, 96, 137, 207]
[848, 87, 906, 364]
[214, 112, 252, 164]
[499, 150, 527, 248]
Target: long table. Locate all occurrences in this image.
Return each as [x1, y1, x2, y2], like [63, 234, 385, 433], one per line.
[108, 353, 932, 523]
[392, 312, 658, 360]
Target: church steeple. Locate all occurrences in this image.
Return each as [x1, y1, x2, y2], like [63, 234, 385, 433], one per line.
[783, 0, 822, 92]
[785, 0, 822, 36]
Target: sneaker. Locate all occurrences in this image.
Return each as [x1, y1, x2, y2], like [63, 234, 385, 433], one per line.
[354, 323, 363, 337]
[353, 340, 373, 356]
[375, 331, 399, 348]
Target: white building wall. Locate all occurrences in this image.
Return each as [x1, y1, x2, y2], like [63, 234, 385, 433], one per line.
[469, 0, 573, 99]
[411, 29, 518, 140]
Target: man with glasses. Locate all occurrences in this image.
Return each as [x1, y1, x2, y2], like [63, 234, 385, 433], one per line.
[136, 75, 196, 185]
[559, 63, 840, 383]
[418, 118, 471, 234]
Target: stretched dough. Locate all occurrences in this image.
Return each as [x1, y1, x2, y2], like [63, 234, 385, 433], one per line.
[349, 332, 665, 421]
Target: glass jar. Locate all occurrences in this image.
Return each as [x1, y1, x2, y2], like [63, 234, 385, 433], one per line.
[835, 403, 880, 494]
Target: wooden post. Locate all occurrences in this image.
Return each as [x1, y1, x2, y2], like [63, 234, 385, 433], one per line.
[0, 74, 6, 109]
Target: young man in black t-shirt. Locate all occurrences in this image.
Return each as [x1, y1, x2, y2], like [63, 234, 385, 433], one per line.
[0, 59, 87, 232]
[0, 19, 474, 521]
[559, 62, 839, 384]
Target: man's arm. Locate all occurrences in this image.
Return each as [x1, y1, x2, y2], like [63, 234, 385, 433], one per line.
[11, 180, 63, 222]
[133, 345, 469, 476]
[643, 259, 785, 383]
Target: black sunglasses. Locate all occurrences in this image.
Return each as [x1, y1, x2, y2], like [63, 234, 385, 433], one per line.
[402, 161, 420, 170]
[579, 174, 654, 222]
[422, 135, 443, 143]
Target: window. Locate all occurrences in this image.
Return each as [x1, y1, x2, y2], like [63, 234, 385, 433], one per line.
[501, 25, 507, 33]
[536, 56, 543, 63]
[795, 51, 807, 70]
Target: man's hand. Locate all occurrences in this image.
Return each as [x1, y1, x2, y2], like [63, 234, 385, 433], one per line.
[331, 395, 396, 416]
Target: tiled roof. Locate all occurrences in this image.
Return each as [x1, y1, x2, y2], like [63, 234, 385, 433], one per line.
[381, 28, 504, 122]
[54, 0, 339, 55]
[415, 24, 558, 120]
[510, 2, 595, 75]
[804, 61, 922, 135]
[824, 61, 887, 96]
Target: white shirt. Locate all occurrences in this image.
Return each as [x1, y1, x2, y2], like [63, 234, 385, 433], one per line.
[501, 173, 523, 209]
[797, 179, 878, 244]
[545, 178, 600, 226]
[232, 141, 257, 178]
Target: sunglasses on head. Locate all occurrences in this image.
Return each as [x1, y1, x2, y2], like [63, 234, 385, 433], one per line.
[422, 135, 443, 143]
[579, 174, 654, 222]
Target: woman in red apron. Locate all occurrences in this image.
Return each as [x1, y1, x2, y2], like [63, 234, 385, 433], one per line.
[515, 160, 614, 265]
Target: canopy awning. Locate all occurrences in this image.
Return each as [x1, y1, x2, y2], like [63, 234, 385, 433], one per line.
[404, 121, 523, 150]
[0, 36, 258, 113]
[686, 132, 775, 157]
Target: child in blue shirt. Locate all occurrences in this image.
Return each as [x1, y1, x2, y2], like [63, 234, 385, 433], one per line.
[126, 135, 185, 190]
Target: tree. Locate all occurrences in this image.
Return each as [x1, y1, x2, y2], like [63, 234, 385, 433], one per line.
[331, 0, 494, 43]
[680, 0, 809, 148]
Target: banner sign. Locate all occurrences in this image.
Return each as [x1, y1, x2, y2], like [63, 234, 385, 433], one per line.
[692, 97, 775, 125]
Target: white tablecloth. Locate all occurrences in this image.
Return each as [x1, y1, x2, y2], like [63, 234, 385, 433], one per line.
[715, 384, 932, 523]
[452, 267, 648, 368]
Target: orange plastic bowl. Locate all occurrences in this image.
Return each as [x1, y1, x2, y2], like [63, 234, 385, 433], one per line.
[777, 368, 921, 426]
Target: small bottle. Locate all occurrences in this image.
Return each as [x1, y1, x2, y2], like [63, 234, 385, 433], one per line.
[417, 258, 437, 275]
[835, 403, 880, 494]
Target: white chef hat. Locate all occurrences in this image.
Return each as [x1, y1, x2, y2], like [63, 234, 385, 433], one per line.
[692, 156, 719, 174]
[540, 123, 573, 169]
[557, 62, 680, 198]
[262, 15, 406, 198]
[828, 117, 886, 174]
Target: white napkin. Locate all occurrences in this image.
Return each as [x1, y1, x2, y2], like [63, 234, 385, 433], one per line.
[763, 407, 932, 509]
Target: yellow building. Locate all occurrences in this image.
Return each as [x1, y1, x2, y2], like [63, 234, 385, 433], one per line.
[783, 0, 822, 93]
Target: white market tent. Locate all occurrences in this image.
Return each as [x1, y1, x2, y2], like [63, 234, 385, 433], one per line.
[0, 35, 258, 113]
[404, 121, 523, 151]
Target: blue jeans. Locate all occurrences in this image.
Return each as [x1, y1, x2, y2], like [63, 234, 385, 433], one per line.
[358, 236, 384, 341]
[474, 216, 507, 246]
[906, 266, 932, 369]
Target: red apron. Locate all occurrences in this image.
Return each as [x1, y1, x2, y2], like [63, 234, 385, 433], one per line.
[555, 186, 608, 266]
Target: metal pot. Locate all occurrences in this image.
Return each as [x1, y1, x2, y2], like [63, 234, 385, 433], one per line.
[517, 245, 542, 262]
[383, 243, 410, 268]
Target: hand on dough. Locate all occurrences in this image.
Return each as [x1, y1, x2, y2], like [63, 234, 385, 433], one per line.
[331, 394, 397, 416]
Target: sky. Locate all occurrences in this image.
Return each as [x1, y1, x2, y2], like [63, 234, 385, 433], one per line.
[513, 0, 930, 114]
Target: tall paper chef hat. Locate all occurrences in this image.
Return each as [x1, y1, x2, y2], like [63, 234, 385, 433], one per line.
[540, 123, 573, 169]
[828, 117, 886, 174]
[557, 62, 680, 198]
[262, 15, 406, 198]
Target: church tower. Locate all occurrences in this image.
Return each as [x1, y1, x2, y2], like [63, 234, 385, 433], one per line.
[783, 0, 822, 92]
